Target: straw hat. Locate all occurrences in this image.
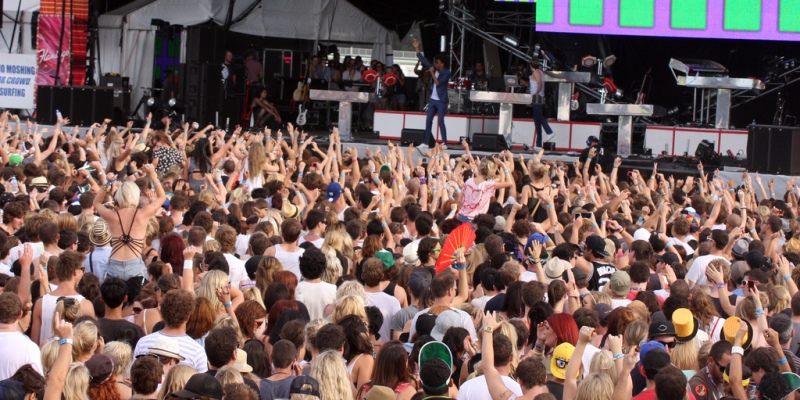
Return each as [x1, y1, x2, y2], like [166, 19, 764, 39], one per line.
[233, 349, 253, 373]
[671, 308, 700, 343]
[90, 219, 112, 246]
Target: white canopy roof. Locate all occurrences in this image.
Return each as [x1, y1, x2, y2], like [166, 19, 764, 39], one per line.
[97, 0, 396, 117]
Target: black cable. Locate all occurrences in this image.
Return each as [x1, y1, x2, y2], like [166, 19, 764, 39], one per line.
[53, 0, 67, 85]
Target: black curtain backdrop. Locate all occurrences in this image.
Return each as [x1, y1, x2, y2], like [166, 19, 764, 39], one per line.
[535, 33, 800, 129]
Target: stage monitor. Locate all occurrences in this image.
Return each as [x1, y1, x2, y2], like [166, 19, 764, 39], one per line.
[535, 0, 800, 42]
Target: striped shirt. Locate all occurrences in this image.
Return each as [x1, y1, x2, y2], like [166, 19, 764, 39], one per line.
[134, 331, 208, 373]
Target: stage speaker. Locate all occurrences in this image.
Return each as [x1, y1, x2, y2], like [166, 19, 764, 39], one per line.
[472, 133, 508, 151]
[599, 123, 646, 155]
[748, 125, 800, 175]
[36, 86, 116, 125]
[184, 26, 224, 64]
[400, 129, 425, 146]
[694, 140, 719, 165]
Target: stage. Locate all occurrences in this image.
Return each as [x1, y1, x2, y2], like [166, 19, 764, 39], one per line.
[372, 110, 750, 156]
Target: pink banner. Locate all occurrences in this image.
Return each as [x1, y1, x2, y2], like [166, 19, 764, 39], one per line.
[36, 15, 72, 86]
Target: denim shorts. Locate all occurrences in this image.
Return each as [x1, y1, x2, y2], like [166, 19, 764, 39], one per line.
[105, 258, 147, 281]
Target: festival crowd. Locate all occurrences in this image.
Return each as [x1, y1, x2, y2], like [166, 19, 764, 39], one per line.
[0, 109, 797, 400]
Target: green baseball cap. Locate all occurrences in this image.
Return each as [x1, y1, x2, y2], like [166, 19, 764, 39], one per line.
[8, 154, 22, 166]
[374, 250, 394, 269]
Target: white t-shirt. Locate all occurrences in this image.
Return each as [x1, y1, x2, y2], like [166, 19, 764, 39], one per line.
[235, 234, 251, 261]
[409, 306, 478, 343]
[668, 237, 695, 256]
[0, 331, 43, 379]
[298, 237, 324, 248]
[296, 280, 337, 321]
[471, 295, 495, 311]
[274, 246, 305, 281]
[611, 298, 632, 309]
[685, 254, 726, 286]
[365, 291, 401, 342]
[134, 331, 208, 373]
[581, 344, 601, 378]
[457, 375, 522, 400]
[223, 253, 248, 288]
[520, 271, 539, 282]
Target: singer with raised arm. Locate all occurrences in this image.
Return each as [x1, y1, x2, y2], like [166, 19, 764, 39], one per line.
[413, 38, 450, 149]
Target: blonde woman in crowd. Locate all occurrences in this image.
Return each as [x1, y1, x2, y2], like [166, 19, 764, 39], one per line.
[157, 365, 197, 400]
[309, 350, 355, 400]
[104, 341, 134, 399]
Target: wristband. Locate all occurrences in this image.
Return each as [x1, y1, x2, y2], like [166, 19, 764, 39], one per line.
[750, 229, 757, 234]
[778, 357, 788, 365]
[756, 309, 765, 317]
[298, 173, 304, 177]
[43, 267, 48, 271]
[771, 193, 776, 198]
[545, 203, 553, 209]
[59, 338, 73, 346]
[717, 282, 725, 289]
[381, 222, 388, 228]
[616, 226, 623, 232]
[454, 263, 467, 270]
[731, 346, 744, 356]
[33, 141, 39, 145]
[591, 223, 598, 228]
[295, 191, 301, 195]
[183, 260, 194, 270]
[665, 242, 672, 248]
[613, 353, 624, 361]
[785, 275, 792, 281]
[534, 343, 544, 350]
[379, 199, 385, 203]
[224, 301, 232, 308]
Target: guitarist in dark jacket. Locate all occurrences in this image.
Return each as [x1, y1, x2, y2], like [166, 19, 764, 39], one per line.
[413, 38, 450, 149]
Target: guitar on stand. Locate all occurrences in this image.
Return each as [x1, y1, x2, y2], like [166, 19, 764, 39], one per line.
[636, 67, 653, 105]
[570, 65, 580, 111]
[296, 60, 311, 126]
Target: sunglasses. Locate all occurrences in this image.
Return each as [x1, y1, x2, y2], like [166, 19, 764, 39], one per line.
[133, 307, 143, 314]
[657, 340, 677, 350]
[714, 359, 729, 372]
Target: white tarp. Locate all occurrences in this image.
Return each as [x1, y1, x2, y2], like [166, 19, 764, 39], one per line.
[2, 0, 39, 54]
[97, 0, 397, 118]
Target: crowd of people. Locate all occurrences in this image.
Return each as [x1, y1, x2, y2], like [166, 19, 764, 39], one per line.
[0, 108, 799, 400]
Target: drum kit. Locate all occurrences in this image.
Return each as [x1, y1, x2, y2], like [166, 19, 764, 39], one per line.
[446, 73, 496, 115]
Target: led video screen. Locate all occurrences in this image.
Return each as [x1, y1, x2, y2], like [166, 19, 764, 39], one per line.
[535, 0, 800, 41]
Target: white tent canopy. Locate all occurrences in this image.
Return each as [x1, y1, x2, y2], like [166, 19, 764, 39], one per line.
[97, 0, 397, 117]
[2, 0, 40, 54]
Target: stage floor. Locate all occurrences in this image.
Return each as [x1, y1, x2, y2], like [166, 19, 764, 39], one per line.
[372, 110, 749, 157]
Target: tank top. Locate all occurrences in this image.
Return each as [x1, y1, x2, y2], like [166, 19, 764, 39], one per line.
[530, 70, 544, 98]
[188, 159, 214, 194]
[39, 293, 85, 344]
[347, 353, 364, 375]
[259, 376, 296, 400]
[383, 281, 396, 297]
[274, 245, 304, 281]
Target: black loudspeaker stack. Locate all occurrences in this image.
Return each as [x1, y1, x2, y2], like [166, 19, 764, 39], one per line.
[37, 86, 116, 125]
[472, 133, 508, 151]
[400, 129, 425, 146]
[181, 63, 223, 125]
[747, 125, 800, 175]
[599, 123, 646, 155]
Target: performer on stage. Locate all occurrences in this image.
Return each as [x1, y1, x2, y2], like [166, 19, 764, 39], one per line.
[530, 60, 552, 148]
[469, 62, 489, 90]
[413, 38, 450, 149]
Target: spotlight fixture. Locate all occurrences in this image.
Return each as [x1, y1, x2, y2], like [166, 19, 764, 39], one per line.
[439, 0, 447, 11]
[502, 34, 519, 48]
[168, 98, 177, 107]
[603, 54, 617, 68]
[532, 43, 541, 58]
[146, 97, 160, 108]
[581, 55, 597, 68]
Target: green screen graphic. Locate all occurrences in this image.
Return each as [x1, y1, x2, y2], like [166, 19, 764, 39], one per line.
[620, 0, 654, 28]
[536, 0, 554, 24]
[779, 0, 800, 32]
[724, 0, 761, 31]
[671, 0, 707, 30]
[570, 0, 604, 26]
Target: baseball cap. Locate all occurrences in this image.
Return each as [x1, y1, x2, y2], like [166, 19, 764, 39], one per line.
[639, 341, 667, 364]
[419, 341, 453, 372]
[648, 320, 677, 339]
[609, 271, 631, 296]
[147, 336, 185, 361]
[379, 165, 391, 175]
[374, 250, 395, 269]
[430, 310, 462, 341]
[289, 375, 320, 397]
[170, 373, 224, 399]
[325, 182, 342, 202]
[408, 268, 432, 298]
[585, 235, 610, 258]
[563, 267, 587, 283]
[7, 154, 22, 166]
[415, 313, 437, 337]
[633, 228, 651, 241]
[593, 303, 612, 326]
[86, 354, 116, 386]
[403, 241, 420, 265]
[494, 215, 506, 231]
[642, 350, 671, 379]
[551, 343, 576, 380]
